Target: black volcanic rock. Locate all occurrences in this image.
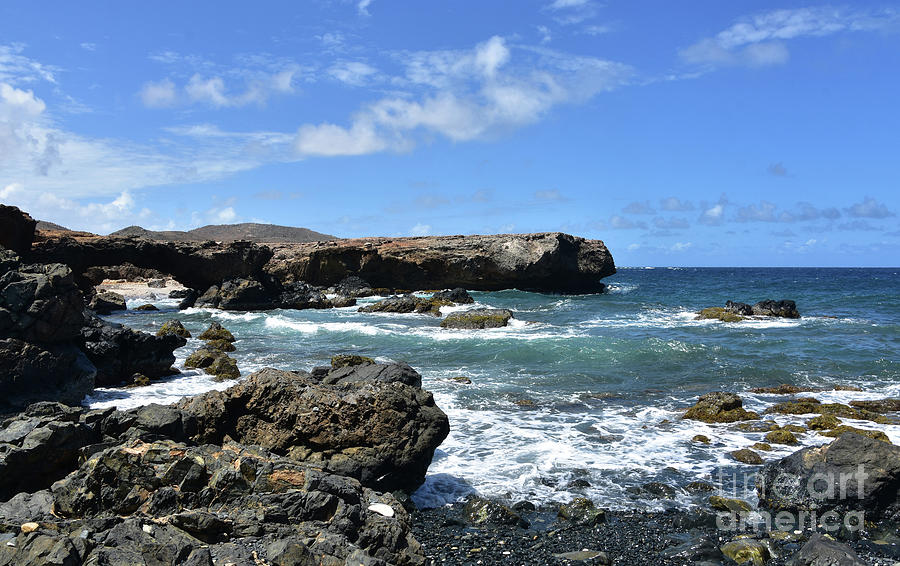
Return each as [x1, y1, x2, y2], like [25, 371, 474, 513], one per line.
[178, 363, 449, 493]
[0, 340, 96, 412]
[79, 315, 186, 386]
[0, 204, 37, 255]
[0, 260, 86, 344]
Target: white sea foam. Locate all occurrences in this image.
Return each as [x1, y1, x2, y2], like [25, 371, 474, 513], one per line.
[264, 316, 387, 336]
[84, 370, 235, 410]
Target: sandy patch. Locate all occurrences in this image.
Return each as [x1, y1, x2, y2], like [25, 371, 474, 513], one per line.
[96, 279, 186, 301]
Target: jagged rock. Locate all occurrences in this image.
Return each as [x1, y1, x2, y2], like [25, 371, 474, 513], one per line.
[807, 414, 841, 430]
[0, 261, 86, 343]
[331, 354, 375, 369]
[431, 288, 474, 304]
[88, 290, 127, 314]
[279, 281, 331, 310]
[83, 263, 167, 284]
[0, 403, 100, 501]
[752, 299, 799, 318]
[821, 426, 891, 443]
[168, 289, 192, 299]
[196, 277, 277, 310]
[156, 319, 191, 339]
[206, 354, 240, 381]
[266, 232, 615, 294]
[765, 429, 799, 445]
[79, 315, 185, 387]
[787, 533, 867, 566]
[0, 205, 37, 255]
[177, 289, 199, 310]
[30, 237, 274, 295]
[147, 278, 166, 288]
[724, 300, 754, 316]
[683, 392, 759, 423]
[329, 295, 356, 308]
[135, 303, 159, 311]
[765, 398, 888, 423]
[0, 340, 96, 412]
[197, 322, 235, 342]
[720, 538, 771, 566]
[333, 276, 374, 298]
[177, 364, 448, 492]
[440, 308, 513, 329]
[48, 439, 425, 565]
[849, 398, 900, 413]
[359, 294, 427, 314]
[758, 432, 900, 522]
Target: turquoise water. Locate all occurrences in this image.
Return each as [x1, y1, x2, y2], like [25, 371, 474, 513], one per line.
[88, 267, 900, 509]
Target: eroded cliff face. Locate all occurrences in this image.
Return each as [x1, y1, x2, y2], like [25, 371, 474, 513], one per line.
[265, 232, 616, 294]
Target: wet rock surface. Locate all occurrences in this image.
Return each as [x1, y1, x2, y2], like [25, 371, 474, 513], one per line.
[683, 392, 760, 423]
[440, 308, 513, 329]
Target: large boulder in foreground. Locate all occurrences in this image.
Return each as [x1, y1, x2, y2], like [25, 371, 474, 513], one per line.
[757, 432, 900, 523]
[266, 232, 616, 294]
[0, 258, 86, 344]
[0, 204, 36, 255]
[178, 362, 449, 492]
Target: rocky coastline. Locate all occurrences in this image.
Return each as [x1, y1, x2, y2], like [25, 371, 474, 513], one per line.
[3, 204, 900, 565]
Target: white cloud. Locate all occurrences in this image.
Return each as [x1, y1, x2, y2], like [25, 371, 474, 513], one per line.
[623, 201, 655, 215]
[671, 242, 692, 252]
[546, 0, 598, 25]
[700, 203, 724, 226]
[0, 44, 57, 84]
[80, 42, 97, 52]
[186, 75, 230, 107]
[296, 37, 631, 157]
[410, 223, 431, 236]
[680, 7, 898, 68]
[358, 0, 374, 16]
[328, 61, 379, 86]
[140, 78, 177, 108]
[846, 196, 895, 219]
[609, 215, 647, 230]
[537, 25, 552, 44]
[660, 196, 694, 212]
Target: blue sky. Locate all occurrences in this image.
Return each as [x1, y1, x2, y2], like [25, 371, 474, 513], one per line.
[1, 1, 898, 266]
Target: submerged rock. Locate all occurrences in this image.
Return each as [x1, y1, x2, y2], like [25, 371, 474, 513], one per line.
[697, 307, 744, 322]
[441, 308, 513, 329]
[683, 392, 759, 423]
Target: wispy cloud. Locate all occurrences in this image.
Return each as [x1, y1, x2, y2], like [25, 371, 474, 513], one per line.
[534, 188, 565, 202]
[660, 196, 694, 212]
[328, 61, 379, 86]
[622, 201, 655, 215]
[295, 36, 632, 156]
[846, 196, 895, 219]
[680, 7, 899, 68]
[546, 0, 599, 25]
[358, 0, 374, 17]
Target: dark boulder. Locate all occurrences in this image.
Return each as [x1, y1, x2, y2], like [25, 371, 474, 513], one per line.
[168, 288, 192, 299]
[197, 322, 235, 342]
[358, 294, 424, 314]
[333, 275, 374, 298]
[177, 288, 200, 310]
[0, 204, 36, 255]
[787, 533, 867, 566]
[752, 299, 800, 318]
[48, 439, 426, 565]
[79, 315, 185, 387]
[87, 289, 127, 314]
[0, 402, 100, 501]
[724, 301, 753, 316]
[757, 432, 900, 523]
[195, 277, 278, 310]
[279, 281, 331, 310]
[440, 308, 513, 329]
[431, 287, 474, 305]
[463, 495, 528, 528]
[0, 261, 86, 343]
[156, 319, 191, 339]
[177, 364, 448, 493]
[0, 340, 96, 412]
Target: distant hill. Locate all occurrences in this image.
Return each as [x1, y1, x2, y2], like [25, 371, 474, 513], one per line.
[108, 223, 338, 243]
[36, 220, 72, 231]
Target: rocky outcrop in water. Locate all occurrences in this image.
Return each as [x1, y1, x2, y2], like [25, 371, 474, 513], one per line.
[178, 361, 449, 493]
[441, 308, 513, 329]
[359, 288, 473, 317]
[267, 232, 616, 294]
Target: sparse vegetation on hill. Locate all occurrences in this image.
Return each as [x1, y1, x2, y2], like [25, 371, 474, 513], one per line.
[108, 222, 337, 243]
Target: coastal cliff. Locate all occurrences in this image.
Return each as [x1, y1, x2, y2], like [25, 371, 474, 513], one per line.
[266, 232, 615, 294]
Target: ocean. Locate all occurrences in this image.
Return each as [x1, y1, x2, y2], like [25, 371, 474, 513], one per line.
[85, 267, 900, 511]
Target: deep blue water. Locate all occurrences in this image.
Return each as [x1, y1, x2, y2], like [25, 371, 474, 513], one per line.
[89, 267, 900, 509]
